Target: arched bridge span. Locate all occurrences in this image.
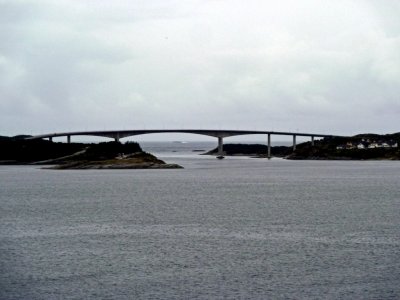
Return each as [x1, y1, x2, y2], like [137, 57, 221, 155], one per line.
[26, 129, 341, 158]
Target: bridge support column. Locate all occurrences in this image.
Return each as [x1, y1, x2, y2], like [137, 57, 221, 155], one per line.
[67, 135, 71, 144]
[311, 136, 315, 146]
[267, 133, 271, 159]
[217, 137, 224, 158]
[49, 137, 53, 142]
[293, 135, 296, 151]
[114, 134, 120, 143]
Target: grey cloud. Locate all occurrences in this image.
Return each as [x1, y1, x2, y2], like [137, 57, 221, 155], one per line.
[1, 0, 399, 136]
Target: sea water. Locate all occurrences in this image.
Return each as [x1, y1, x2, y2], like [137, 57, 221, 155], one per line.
[0, 142, 399, 299]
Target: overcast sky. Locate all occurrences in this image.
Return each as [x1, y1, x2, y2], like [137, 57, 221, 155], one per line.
[1, 0, 399, 139]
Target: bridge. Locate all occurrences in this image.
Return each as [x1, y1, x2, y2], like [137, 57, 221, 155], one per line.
[26, 129, 340, 158]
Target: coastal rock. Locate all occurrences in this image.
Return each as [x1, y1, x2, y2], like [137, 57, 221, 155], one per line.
[45, 161, 183, 170]
[44, 151, 183, 169]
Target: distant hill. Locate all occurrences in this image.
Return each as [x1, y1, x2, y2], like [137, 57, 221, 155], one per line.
[0, 135, 32, 141]
[353, 132, 400, 139]
[0, 138, 141, 164]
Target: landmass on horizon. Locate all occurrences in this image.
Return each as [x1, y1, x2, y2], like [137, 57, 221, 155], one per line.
[0, 132, 400, 167]
[205, 132, 400, 160]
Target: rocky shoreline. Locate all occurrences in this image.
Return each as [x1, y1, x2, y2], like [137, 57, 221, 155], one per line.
[45, 161, 183, 170]
[0, 138, 183, 169]
[44, 151, 183, 170]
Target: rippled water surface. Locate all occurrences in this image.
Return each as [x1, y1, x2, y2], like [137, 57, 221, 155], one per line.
[1, 146, 400, 299]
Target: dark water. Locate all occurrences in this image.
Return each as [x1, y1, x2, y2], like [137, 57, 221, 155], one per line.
[1, 143, 399, 299]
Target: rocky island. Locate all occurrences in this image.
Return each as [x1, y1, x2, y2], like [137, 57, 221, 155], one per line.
[0, 136, 182, 169]
[205, 143, 291, 157]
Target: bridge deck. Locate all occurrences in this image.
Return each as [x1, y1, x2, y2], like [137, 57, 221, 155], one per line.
[27, 129, 340, 140]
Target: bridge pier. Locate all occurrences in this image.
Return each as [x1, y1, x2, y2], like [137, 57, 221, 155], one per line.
[311, 135, 315, 146]
[49, 137, 53, 142]
[293, 134, 296, 151]
[217, 136, 224, 158]
[267, 133, 271, 159]
[67, 135, 71, 144]
[114, 133, 120, 143]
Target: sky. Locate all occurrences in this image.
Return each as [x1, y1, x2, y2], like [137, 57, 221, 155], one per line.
[1, 0, 399, 140]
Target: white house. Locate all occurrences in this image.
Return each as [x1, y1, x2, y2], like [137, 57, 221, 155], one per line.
[357, 143, 366, 149]
[368, 143, 379, 149]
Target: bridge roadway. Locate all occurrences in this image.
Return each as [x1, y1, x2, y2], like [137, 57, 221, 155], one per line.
[26, 129, 339, 158]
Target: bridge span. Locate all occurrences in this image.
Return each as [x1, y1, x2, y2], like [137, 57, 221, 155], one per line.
[26, 129, 340, 158]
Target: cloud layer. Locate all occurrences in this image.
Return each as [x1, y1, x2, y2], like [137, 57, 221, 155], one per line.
[1, 0, 399, 137]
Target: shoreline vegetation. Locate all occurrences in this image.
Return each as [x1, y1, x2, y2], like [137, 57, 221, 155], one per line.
[0, 136, 182, 169]
[206, 132, 400, 160]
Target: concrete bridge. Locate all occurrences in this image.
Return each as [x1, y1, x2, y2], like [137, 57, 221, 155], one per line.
[26, 129, 340, 158]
